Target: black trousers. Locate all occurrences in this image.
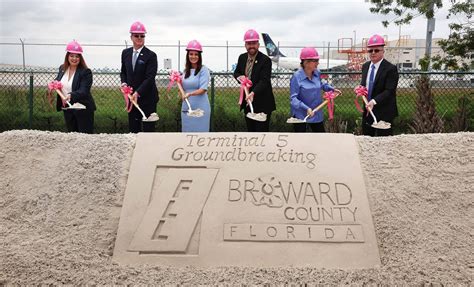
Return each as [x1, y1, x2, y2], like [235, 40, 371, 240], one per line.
[362, 116, 393, 136]
[63, 109, 94, 134]
[293, 121, 325, 133]
[128, 107, 156, 133]
[244, 112, 272, 132]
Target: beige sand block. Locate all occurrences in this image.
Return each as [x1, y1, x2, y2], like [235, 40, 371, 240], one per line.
[113, 133, 381, 268]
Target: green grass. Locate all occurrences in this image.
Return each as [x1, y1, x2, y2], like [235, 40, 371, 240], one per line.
[0, 83, 472, 134]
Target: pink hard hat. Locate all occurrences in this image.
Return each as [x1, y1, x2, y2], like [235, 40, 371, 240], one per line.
[244, 29, 260, 42]
[186, 40, 203, 52]
[300, 47, 320, 60]
[130, 21, 147, 34]
[66, 40, 83, 54]
[367, 34, 385, 47]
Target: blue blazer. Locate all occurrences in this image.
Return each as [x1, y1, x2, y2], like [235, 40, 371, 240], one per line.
[360, 59, 399, 122]
[55, 66, 96, 112]
[120, 46, 159, 113]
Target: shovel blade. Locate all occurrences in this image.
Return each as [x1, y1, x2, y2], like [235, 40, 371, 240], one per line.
[187, 109, 205, 118]
[286, 117, 305, 124]
[142, 113, 160, 122]
[69, 103, 86, 110]
[246, 112, 267, 122]
[371, 121, 391, 129]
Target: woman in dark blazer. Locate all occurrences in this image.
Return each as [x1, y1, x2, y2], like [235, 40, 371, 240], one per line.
[54, 40, 96, 133]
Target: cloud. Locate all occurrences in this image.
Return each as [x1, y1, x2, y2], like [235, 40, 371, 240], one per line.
[0, 0, 453, 70]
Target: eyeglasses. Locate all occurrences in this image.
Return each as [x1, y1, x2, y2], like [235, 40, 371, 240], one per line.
[308, 59, 319, 63]
[367, 49, 381, 54]
[133, 34, 146, 38]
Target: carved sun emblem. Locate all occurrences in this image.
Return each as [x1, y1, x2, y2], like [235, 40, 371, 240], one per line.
[254, 175, 283, 208]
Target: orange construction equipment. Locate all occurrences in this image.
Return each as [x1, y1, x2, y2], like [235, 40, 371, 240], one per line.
[338, 37, 368, 79]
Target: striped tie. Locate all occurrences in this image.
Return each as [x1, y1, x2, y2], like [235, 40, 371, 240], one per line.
[245, 56, 254, 79]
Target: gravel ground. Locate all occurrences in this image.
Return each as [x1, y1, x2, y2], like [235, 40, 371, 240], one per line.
[0, 130, 472, 285]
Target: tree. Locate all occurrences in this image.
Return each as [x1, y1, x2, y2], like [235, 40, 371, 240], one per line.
[369, 0, 448, 133]
[368, 0, 473, 70]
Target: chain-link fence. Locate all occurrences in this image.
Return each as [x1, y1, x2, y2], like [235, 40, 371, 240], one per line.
[0, 68, 472, 134]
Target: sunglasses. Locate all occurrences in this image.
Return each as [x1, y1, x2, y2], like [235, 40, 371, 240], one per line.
[367, 49, 381, 54]
[308, 59, 319, 63]
[133, 34, 146, 38]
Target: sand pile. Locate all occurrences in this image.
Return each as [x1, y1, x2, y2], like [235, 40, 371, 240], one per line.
[0, 130, 472, 285]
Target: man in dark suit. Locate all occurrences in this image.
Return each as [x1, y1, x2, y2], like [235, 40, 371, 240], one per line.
[233, 29, 276, 132]
[120, 21, 158, 133]
[360, 34, 399, 136]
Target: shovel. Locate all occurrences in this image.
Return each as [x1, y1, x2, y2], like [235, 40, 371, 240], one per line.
[175, 82, 205, 118]
[55, 89, 86, 110]
[244, 87, 267, 122]
[361, 96, 391, 130]
[184, 98, 204, 117]
[124, 90, 159, 122]
[286, 90, 341, 124]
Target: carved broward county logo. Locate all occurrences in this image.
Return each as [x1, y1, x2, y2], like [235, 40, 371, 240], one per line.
[114, 133, 381, 268]
[128, 168, 219, 254]
[225, 173, 363, 242]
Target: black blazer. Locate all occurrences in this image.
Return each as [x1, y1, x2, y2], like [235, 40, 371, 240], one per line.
[360, 59, 399, 122]
[120, 46, 158, 113]
[55, 66, 96, 112]
[233, 51, 276, 114]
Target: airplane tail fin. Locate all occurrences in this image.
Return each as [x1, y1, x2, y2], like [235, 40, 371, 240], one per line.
[262, 33, 285, 58]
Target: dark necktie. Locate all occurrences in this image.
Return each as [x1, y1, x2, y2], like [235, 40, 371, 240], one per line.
[368, 64, 375, 100]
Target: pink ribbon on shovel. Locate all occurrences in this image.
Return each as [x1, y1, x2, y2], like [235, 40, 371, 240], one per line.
[48, 80, 62, 91]
[167, 70, 182, 91]
[354, 85, 368, 114]
[323, 91, 337, 120]
[47, 80, 67, 107]
[239, 76, 252, 105]
[120, 85, 133, 112]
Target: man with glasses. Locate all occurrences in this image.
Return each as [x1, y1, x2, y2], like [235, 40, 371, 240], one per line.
[234, 29, 276, 132]
[360, 34, 399, 136]
[120, 21, 159, 133]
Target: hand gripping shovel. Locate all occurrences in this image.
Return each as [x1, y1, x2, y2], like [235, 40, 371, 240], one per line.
[360, 95, 391, 130]
[168, 70, 205, 118]
[237, 76, 266, 122]
[176, 82, 205, 118]
[239, 80, 267, 122]
[286, 90, 341, 123]
[354, 86, 391, 130]
[184, 98, 204, 117]
[244, 86, 267, 122]
[48, 80, 86, 110]
[121, 86, 159, 122]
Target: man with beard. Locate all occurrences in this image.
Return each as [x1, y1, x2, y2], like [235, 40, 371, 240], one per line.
[233, 29, 276, 132]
